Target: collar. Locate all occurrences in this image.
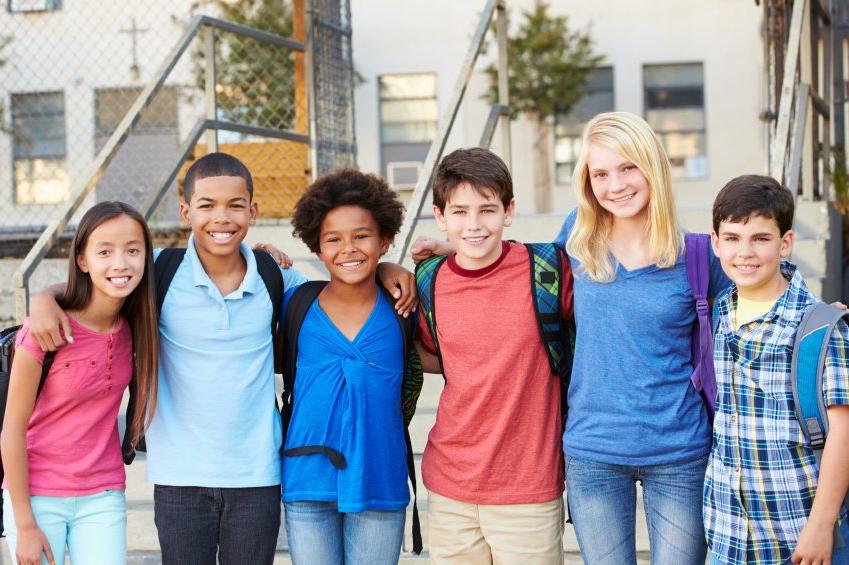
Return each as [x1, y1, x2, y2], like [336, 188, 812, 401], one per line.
[186, 234, 260, 298]
[447, 240, 511, 278]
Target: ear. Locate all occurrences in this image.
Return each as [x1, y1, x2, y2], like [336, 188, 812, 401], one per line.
[779, 229, 794, 259]
[433, 204, 447, 232]
[504, 199, 516, 227]
[249, 200, 259, 224]
[710, 230, 720, 256]
[179, 200, 190, 225]
[76, 253, 89, 273]
[379, 236, 391, 256]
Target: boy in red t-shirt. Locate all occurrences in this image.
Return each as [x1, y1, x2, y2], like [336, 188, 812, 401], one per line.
[414, 148, 573, 564]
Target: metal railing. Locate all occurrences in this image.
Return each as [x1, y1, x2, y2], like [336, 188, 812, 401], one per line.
[12, 15, 309, 321]
[388, 0, 511, 263]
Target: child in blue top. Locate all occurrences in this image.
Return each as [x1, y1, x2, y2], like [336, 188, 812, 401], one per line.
[281, 169, 433, 565]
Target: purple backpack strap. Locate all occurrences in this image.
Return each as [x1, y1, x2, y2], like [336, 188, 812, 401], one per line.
[684, 233, 716, 419]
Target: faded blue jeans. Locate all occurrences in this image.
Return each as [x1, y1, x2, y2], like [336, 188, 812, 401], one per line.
[566, 453, 709, 565]
[284, 501, 405, 565]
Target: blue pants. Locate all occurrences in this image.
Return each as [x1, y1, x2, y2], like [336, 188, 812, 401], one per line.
[284, 501, 405, 565]
[2, 489, 126, 565]
[566, 454, 708, 565]
[153, 484, 281, 565]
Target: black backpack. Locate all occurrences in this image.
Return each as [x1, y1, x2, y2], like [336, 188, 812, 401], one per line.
[0, 326, 57, 537]
[280, 281, 424, 554]
[121, 247, 285, 463]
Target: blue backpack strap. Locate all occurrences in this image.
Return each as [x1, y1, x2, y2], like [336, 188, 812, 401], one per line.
[414, 255, 449, 376]
[684, 233, 717, 419]
[524, 243, 573, 431]
[791, 301, 849, 548]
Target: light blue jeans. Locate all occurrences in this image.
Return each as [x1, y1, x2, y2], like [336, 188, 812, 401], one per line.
[3, 489, 126, 565]
[284, 501, 405, 565]
[566, 453, 709, 565]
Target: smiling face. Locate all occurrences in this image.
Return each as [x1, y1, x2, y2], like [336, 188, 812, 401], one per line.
[76, 213, 147, 304]
[318, 205, 390, 287]
[712, 214, 794, 301]
[433, 182, 514, 270]
[587, 143, 651, 222]
[179, 175, 258, 260]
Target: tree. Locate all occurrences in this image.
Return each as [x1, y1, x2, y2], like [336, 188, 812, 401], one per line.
[192, 0, 295, 132]
[484, 1, 602, 212]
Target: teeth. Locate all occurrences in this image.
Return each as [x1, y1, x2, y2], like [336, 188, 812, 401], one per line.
[736, 265, 758, 272]
[109, 277, 129, 284]
[339, 261, 362, 267]
[612, 193, 635, 203]
[210, 232, 234, 240]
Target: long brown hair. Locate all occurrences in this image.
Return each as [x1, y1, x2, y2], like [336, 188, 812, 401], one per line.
[58, 201, 158, 446]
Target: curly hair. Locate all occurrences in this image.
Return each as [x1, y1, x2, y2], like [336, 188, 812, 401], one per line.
[292, 168, 405, 253]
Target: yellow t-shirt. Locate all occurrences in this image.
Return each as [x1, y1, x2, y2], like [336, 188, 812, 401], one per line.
[735, 295, 777, 330]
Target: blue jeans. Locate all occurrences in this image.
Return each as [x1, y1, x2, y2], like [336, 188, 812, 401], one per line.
[284, 501, 405, 565]
[3, 489, 126, 565]
[153, 484, 281, 565]
[566, 454, 708, 565]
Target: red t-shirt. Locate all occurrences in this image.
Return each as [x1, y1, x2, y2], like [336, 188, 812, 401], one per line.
[418, 241, 573, 504]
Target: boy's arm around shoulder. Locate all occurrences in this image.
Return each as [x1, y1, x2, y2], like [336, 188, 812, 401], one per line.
[29, 283, 72, 351]
[792, 320, 849, 562]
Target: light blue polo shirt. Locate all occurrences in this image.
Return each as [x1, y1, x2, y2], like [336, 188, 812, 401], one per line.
[145, 236, 307, 487]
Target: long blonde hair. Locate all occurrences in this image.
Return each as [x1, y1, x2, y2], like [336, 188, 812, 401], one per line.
[566, 111, 682, 282]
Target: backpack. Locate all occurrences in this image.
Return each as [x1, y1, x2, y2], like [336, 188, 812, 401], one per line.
[121, 247, 285, 463]
[685, 232, 718, 420]
[791, 301, 849, 548]
[415, 242, 574, 428]
[0, 325, 56, 537]
[279, 280, 424, 554]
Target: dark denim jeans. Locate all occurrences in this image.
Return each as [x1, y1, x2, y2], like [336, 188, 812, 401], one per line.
[153, 484, 281, 565]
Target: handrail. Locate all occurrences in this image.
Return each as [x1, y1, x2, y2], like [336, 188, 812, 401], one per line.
[389, 0, 509, 263]
[12, 15, 307, 321]
[479, 104, 511, 148]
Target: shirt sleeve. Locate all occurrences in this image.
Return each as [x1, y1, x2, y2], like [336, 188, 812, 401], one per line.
[559, 249, 574, 321]
[153, 247, 162, 262]
[823, 318, 849, 407]
[280, 265, 309, 291]
[14, 318, 47, 365]
[552, 207, 577, 248]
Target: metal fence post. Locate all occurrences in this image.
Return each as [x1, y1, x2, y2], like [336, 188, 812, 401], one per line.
[496, 0, 511, 170]
[203, 23, 219, 153]
[305, 0, 319, 181]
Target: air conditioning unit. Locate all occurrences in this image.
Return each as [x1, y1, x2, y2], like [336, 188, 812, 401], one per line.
[386, 161, 423, 191]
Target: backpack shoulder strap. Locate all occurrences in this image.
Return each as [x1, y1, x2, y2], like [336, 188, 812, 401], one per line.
[414, 255, 448, 372]
[154, 248, 186, 314]
[253, 250, 285, 373]
[524, 243, 570, 379]
[685, 233, 717, 416]
[37, 351, 56, 397]
[282, 281, 327, 404]
[684, 233, 711, 301]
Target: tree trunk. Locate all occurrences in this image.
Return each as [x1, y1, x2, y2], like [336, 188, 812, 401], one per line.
[531, 113, 553, 213]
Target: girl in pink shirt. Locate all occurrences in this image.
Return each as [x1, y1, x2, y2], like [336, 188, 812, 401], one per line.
[1, 201, 158, 565]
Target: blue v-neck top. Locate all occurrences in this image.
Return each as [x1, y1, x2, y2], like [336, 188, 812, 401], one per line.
[555, 209, 730, 465]
[280, 288, 409, 512]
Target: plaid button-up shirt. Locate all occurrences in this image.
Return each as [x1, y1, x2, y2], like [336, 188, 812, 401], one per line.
[704, 262, 849, 565]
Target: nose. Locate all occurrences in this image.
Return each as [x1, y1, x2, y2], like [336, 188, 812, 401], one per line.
[609, 172, 627, 192]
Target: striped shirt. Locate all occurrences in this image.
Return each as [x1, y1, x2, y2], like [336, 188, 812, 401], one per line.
[704, 262, 849, 565]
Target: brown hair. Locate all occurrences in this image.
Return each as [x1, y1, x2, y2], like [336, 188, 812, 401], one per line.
[59, 201, 158, 446]
[432, 148, 513, 212]
[292, 168, 404, 254]
[712, 175, 794, 235]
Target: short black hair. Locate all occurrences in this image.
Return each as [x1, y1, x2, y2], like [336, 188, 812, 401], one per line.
[432, 147, 513, 212]
[292, 168, 405, 253]
[183, 152, 253, 202]
[712, 174, 794, 235]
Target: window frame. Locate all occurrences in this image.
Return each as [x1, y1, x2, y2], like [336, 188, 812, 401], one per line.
[7, 0, 60, 13]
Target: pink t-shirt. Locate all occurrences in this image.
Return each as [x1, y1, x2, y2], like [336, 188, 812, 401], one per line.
[5, 316, 133, 496]
[418, 241, 573, 504]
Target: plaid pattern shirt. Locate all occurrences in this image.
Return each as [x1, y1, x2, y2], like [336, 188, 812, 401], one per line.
[704, 262, 849, 565]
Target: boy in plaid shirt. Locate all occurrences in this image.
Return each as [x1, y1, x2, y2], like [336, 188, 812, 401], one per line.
[705, 175, 849, 565]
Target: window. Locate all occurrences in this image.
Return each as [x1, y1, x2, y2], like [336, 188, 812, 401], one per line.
[8, 0, 60, 13]
[12, 91, 69, 205]
[554, 67, 614, 184]
[644, 63, 707, 179]
[379, 73, 437, 190]
[94, 86, 179, 151]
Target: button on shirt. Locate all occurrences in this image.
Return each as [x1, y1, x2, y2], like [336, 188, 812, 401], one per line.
[145, 237, 307, 487]
[704, 262, 849, 565]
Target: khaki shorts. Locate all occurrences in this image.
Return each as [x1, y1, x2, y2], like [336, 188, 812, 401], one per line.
[427, 491, 564, 564]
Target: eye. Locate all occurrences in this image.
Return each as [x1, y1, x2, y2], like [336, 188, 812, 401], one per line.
[198, 204, 212, 210]
[98, 249, 110, 256]
[355, 233, 370, 240]
[755, 236, 770, 242]
[452, 210, 466, 215]
[592, 172, 607, 179]
[128, 248, 141, 255]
